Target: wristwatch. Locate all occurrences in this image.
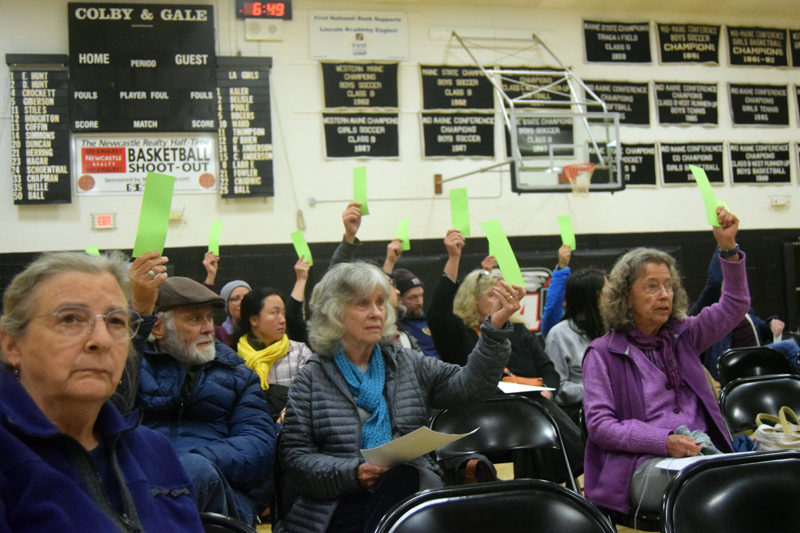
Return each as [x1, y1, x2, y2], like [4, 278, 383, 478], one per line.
[719, 245, 740, 258]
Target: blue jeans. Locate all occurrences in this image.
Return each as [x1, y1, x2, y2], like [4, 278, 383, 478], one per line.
[766, 339, 800, 370]
[179, 453, 256, 525]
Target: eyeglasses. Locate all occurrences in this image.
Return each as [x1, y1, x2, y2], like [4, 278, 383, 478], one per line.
[34, 306, 142, 340]
[642, 281, 674, 295]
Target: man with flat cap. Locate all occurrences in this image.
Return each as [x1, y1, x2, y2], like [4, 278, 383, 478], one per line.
[128, 252, 277, 525]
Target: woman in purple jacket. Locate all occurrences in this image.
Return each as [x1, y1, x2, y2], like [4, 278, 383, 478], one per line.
[582, 206, 748, 517]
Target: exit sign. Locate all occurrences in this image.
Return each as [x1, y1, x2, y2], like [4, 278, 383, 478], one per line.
[92, 213, 116, 230]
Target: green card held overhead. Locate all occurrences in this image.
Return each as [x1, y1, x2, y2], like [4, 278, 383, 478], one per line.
[480, 219, 525, 288]
[396, 217, 410, 251]
[85, 246, 101, 256]
[557, 215, 576, 250]
[132, 172, 176, 257]
[449, 187, 471, 236]
[353, 166, 369, 215]
[290, 229, 314, 266]
[689, 165, 725, 227]
[208, 220, 222, 255]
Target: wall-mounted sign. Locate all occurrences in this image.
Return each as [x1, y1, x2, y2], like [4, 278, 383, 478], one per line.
[583, 20, 652, 63]
[216, 56, 273, 198]
[656, 23, 720, 64]
[730, 143, 791, 184]
[72, 133, 218, 194]
[309, 11, 407, 60]
[729, 84, 789, 126]
[421, 113, 494, 157]
[6, 54, 71, 205]
[322, 113, 398, 158]
[583, 80, 650, 125]
[68, 3, 217, 132]
[660, 142, 724, 184]
[506, 117, 573, 158]
[727, 26, 788, 67]
[419, 65, 494, 110]
[321, 62, 398, 108]
[592, 143, 657, 186]
[791, 30, 800, 67]
[499, 67, 570, 109]
[654, 82, 718, 125]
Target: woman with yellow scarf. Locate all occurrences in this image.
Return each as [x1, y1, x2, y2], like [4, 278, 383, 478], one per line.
[236, 288, 312, 420]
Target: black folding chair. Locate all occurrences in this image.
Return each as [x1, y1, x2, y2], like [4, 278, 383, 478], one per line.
[375, 479, 615, 533]
[718, 373, 800, 436]
[199, 512, 257, 533]
[429, 395, 577, 492]
[717, 346, 796, 387]
[662, 450, 800, 533]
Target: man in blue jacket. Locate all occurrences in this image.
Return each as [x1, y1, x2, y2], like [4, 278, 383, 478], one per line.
[131, 265, 277, 526]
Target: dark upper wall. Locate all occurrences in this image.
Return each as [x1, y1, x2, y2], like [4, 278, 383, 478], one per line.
[1, 228, 799, 330]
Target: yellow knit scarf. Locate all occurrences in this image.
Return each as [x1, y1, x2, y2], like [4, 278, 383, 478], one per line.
[237, 334, 290, 389]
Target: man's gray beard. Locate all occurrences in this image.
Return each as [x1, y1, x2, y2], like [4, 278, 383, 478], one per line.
[159, 320, 216, 366]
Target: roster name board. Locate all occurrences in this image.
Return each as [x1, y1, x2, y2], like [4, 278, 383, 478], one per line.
[321, 62, 398, 108]
[791, 30, 800, 67]
[419, 65, 493, 110]
[657, 23, 720, 64]
[216, 57, 273, 198]
[322, 113, 399, 158]
[500, 67, 570, 108]
[661, 143, 724, 184]
[68, 3, 217, 132]
[729, 84, 789, 126]
[730, 143, 791, 184]
[7, 55, 71, 204]
[583, 21, 651, 63]
[727, 26, 788, 67]
[655, 82, 717, 125]
[590, 143, 656, 186]
[583, 80, 650, 125]
[509, 117, 573, 157]
[421, 113, 494, 157]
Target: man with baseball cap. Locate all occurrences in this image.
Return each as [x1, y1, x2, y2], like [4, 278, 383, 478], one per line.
[392, 268, 440, 359]
[129, 254, 277, 526]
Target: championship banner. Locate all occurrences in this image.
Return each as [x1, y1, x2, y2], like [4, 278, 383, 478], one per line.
[72, 133, 218, 194]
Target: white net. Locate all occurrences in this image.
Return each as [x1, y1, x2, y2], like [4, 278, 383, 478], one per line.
[563, 163, 595, 197]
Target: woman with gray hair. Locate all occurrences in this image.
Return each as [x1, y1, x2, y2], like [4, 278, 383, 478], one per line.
[582, 206, 749, 518]
[0, 251, 203, 531]
[279, 260, 522, 533]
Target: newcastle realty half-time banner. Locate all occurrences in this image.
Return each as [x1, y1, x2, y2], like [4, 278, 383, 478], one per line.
[71, 133, 218, 194]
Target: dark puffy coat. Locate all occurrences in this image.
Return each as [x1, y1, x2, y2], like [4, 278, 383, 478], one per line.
[137, 327, 277, 491]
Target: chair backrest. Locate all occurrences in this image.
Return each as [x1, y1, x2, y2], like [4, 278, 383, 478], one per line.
[375, 478, 616, 533]
[662, 451, 800, 533]
[717, 346, 795, 386]
[199, 512, 258, 533]
[718, 374, 800, 435]
[429, 395, 575, 490]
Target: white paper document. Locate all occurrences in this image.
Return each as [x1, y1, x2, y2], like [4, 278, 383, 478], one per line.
[656, 451, 756, 471]
[497, 381, 556, 394]
[361, 426, 478, 467]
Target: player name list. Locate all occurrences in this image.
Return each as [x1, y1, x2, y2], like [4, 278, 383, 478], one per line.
[9, 61, 71, 204]
[216, 57, 274, 198]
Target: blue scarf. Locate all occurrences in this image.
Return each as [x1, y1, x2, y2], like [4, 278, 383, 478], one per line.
[334, 345, 392, 450]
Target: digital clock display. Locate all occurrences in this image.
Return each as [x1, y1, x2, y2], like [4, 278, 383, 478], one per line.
[236, 1, 292, 20]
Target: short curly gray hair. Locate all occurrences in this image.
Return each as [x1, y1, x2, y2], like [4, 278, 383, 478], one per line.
[307, 262, 396, 357]
[599, 247, 688, 332]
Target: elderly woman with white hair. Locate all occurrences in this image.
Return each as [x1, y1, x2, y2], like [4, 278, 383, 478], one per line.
[279, 261, 522, 533]
[0, 251, 203, 531]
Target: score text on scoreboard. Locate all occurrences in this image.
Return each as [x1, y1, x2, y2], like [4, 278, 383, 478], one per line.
[236, 1, 292, 20]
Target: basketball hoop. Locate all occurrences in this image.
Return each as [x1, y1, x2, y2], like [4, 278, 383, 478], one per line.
[562, 163, 595, 197]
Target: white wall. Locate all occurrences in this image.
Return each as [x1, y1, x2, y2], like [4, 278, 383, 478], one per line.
[1, 0, 798, 254]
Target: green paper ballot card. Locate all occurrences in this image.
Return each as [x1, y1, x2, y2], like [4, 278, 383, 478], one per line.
[290, 230, 314, 266]
[449, 188, 471, 236]
[208, 220, 222, 255]
[85, 246, 101, 256]
[353, 167, 369, 215]
[132, 172, 176, 257]
[557, 215, 576, 250]
[480, 219, 525, 288]
[689, 165, 726, 227]
[396, 218, 410, 251]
